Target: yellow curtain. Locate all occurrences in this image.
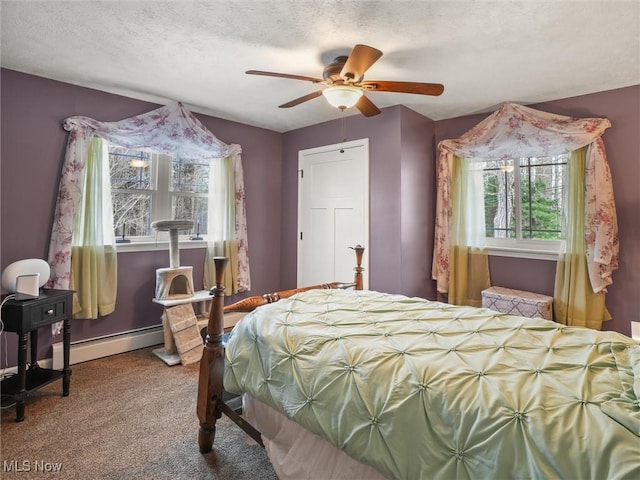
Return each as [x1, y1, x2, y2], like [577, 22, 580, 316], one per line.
[70, 246, 117, 318]
[203, 156, 240, 294]
[448, 156, 491, 307]
[203, 240, 239, 294]
[449, 246, 491, 307]
[70, 137, 118, 318]
[553, 147, 610, 329]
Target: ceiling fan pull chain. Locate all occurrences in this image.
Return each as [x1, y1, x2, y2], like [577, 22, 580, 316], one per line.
[340, 115, 346, 153]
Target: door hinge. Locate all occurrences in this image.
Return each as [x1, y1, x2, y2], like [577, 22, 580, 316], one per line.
[298, 169, 304, 179]
[300, 232, 303, 240]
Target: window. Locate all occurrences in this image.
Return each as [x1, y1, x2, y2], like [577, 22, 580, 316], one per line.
[482, 154, 567, 255]
[171, 157, 209, 237]
[108, 143, 209, 242]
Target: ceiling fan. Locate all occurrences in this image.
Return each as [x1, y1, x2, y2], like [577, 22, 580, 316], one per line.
[246, 44, 444, 117]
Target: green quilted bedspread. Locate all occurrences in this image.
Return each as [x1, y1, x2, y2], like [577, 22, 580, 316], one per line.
[224, 289, 640, 479]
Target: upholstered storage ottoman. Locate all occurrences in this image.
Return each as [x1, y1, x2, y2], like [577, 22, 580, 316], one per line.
[481, 286, 553, 320]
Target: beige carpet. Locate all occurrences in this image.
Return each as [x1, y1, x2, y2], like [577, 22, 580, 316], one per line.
[0, 347, 278, 479]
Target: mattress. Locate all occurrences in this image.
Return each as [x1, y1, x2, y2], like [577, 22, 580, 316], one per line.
[243, 394, 385, 480]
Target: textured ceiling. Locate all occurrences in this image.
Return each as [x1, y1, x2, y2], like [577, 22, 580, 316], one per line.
[1, 1, 639, 133]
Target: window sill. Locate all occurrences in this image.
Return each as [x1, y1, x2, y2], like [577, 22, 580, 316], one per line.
[116, 239, 208, 253]
[487, 246, 560, 261]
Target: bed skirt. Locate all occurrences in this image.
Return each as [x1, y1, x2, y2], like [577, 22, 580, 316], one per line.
[243, 394, 386, 480]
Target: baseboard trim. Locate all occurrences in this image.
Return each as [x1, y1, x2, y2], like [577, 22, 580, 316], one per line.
[52, 325, 164, 370]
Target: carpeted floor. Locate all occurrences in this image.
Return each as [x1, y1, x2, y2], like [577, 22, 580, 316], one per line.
[1, 347, 278, 479]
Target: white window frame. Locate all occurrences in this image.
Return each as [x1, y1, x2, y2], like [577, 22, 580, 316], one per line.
[484, 154, 567, 261]
[109, 145, 211, 253]
[486, 238, 564, 261]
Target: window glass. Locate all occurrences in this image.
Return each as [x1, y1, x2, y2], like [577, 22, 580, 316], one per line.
[171, 158, 209, 193]
[108, 145, 211, 241]
[111, 192, 151, 238]
[519, 156, 566, 240]
[482, 154, 567, 243]
[109, 146, 151, 190]
[483, 159, 516, 239]
[109, 146, 153, 238]
[172, 195, 208, 235]
[171, 157, 209, 235]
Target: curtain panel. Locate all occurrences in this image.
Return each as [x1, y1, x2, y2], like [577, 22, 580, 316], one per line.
[47, 102, 250, 317]
[202, 153, 250, 293]
[432, 102, 618, 296]
[554, 147, 610, 329]
[448, 156, 490, 307]
[68, 137, 117, 317]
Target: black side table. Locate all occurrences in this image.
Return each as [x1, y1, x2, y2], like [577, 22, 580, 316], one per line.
[1, 289, 73, 421]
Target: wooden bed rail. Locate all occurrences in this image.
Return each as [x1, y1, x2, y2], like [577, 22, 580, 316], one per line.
[223, 281, 356, 313]
[197, 245, 365, 454]
[222, 244, 365, 313]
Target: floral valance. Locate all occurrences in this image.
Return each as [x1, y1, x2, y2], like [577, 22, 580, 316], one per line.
[48, 102, 250, 294]
[438, 102, 611, 160]
[432, 102, 618, 294]
[63, 101, 241, 159]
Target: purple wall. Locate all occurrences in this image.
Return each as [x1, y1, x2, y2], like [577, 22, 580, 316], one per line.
[281, 106, 438, 299]
[284, 86, 639, 336]
[400, 108, 437, 298]
[1, 69, 282, 364]
[435, 86, 640, 336]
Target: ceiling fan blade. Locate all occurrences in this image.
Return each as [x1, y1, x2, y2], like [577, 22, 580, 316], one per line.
[360, 80, 444, 96]
[246, 70, 323, 83]
[355, 95, 381, 117]
[278, 90, 324, 108]
[340, 44, 383, 82]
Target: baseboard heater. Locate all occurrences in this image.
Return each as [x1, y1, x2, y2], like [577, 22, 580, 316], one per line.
[52, 325, 164, 370]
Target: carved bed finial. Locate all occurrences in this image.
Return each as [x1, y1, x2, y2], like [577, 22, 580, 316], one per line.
[349, 244, 365, 290]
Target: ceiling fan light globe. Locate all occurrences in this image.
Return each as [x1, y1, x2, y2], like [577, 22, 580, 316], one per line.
[322, 86, 363, 109]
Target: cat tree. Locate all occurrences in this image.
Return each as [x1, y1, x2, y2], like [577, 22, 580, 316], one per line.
[152, 219, 195, 300]
[151, 219, 204, 366]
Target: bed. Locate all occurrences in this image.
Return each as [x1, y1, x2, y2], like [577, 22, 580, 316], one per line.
[197, 250, 640, 479]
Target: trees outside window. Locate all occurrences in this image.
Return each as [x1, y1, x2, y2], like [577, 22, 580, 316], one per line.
[108, 144, 209, 241]
[483, 154, 567, 245]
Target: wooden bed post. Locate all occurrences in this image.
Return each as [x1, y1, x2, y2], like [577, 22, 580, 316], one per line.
[351, 244, 365, 290]
[196, 246, 365, 454]
[196, 256, 227, 454]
